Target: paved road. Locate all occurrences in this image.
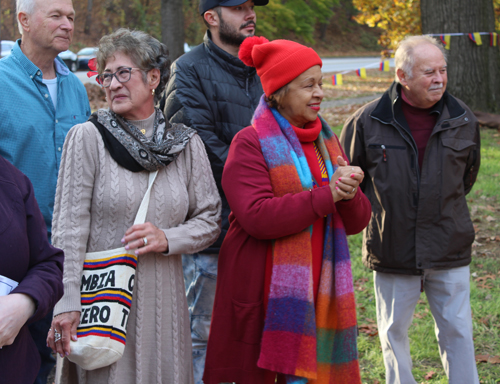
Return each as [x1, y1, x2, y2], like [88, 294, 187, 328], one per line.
[321, 57, 394, 73]
[321, 93, 383, 108]
[75, 56, 395, 85]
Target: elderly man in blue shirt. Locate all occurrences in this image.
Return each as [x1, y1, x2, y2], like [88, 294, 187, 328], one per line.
[0, 0, 90, 382]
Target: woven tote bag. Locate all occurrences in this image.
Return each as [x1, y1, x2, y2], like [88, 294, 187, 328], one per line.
[67, 171, 157, 370]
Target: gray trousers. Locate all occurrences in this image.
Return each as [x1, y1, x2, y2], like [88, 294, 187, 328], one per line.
[374, 266, 479, 384]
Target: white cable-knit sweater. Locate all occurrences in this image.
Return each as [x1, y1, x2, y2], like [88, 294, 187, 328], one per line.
[52, 116, 221, 384]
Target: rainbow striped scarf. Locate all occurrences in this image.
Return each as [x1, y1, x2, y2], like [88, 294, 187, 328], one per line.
[253, 96, 361, 384]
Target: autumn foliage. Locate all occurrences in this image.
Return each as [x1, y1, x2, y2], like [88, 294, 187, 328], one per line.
[353, 0, 500, 49]
[352, 0, 421, 48]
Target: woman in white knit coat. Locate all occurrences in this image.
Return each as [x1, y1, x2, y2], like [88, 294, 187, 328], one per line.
[46, 29, 221, 384]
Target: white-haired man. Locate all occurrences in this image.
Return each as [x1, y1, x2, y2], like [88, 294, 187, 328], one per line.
[340, 35, 480, 384]
[0, 0, 90, 382]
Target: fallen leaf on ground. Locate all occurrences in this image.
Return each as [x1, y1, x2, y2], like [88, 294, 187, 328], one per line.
[475, 275, 496, 282]
[424, 371, 436, 380]
[476, 281, 493, 289]
[475, 354, 500, 364]
[486, 215, 496, 222]
[476, 354, 490, 362]
[479, 314, 494, 325]
[414, 312, 428, 319]
[358, 323, 378, 337]
[354, 277, 369, 291]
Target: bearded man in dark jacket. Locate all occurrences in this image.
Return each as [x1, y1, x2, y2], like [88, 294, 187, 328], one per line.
[163, 0, 267, 382]
[340, 35, 480, 384]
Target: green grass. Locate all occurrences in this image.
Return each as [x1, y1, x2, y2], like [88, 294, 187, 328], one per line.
[471, 130, 500, 197]
[344, 127, 500, 383]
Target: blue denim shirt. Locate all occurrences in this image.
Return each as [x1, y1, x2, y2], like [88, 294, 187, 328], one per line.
[0, 40, 91, 239]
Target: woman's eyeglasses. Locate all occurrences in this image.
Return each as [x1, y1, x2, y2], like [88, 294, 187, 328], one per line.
[97, 67, 142, 88]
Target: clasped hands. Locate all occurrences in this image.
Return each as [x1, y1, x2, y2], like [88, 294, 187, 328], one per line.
[330, 156, 364, 203]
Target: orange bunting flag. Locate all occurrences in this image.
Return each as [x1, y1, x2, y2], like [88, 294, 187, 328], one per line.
[379, 60, 390, 72]
[440, 34, 451, 50]
[469, 33, 482, 45]
[356, 68, 367, 79]
[332, 73, 343, 85]
[490, 33, 498, 47]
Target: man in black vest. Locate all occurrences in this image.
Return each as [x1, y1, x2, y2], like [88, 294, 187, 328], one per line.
[163, 0, 267, 382]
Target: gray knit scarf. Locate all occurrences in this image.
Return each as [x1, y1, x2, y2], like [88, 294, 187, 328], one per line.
[95, 108, 196, 172]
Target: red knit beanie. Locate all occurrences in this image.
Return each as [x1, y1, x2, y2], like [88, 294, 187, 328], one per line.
[239, 36, 322, 96]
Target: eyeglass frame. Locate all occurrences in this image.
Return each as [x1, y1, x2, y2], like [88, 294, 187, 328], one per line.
[97, 67, 143, 88]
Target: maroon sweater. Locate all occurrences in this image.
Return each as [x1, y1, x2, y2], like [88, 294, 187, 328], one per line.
[401, 91, 438, 169]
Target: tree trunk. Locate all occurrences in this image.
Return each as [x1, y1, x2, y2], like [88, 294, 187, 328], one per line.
[421, 0, 500, 113]
[11, 0, 17, 38]
[161, 0, 185, 62]
[84, 0, 93, 35]
[319, 22, 328, 41]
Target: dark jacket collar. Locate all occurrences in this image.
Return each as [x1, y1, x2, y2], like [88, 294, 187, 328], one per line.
[371, 81, 465, 125]
[203, 30, 257, 80]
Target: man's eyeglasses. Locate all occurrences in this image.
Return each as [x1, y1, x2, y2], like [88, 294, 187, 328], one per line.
[97, 67, 142, 88]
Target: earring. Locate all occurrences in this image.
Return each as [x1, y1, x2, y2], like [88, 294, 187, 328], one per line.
[151, 89, 155, 96]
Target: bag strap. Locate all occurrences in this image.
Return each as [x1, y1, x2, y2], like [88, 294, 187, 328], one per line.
[133, 170, 158, 225]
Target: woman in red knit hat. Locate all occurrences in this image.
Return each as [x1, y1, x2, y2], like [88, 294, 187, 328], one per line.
[203, 37, 371, 384]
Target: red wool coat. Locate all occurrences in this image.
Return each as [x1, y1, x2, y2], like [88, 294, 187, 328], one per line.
[203, 126, 371, 384]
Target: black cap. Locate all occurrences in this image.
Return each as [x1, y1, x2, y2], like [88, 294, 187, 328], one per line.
[199, 0, 268, 15]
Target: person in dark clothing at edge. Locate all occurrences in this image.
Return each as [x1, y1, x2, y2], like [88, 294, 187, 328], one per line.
[340, 35, 481, 384]
[0, 0, 90, 382]
[163, 0, 268, 382]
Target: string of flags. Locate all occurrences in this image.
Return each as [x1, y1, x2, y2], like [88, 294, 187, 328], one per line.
[428, 32, 499, 50]
[332, 60, 390, 86]
[331, 31, 499, 86]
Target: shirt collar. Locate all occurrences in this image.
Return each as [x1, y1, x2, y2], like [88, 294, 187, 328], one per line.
[12, 39, 69, 79]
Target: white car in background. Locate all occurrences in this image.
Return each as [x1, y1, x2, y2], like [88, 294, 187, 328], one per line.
[77, 47, 98, 70]
[58, 49, 78, 72]
[1, 40, 15, 58]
